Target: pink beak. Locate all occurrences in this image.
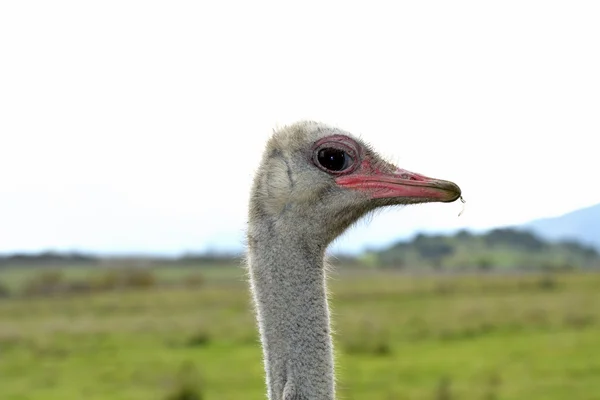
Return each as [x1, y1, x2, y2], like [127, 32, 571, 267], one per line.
[335, 168, 461, 203]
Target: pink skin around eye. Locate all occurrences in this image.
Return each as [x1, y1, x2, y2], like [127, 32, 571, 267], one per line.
[312, 135, 362, 175]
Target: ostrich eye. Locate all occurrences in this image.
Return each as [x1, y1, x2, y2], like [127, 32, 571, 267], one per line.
[317, 148, 353, 172]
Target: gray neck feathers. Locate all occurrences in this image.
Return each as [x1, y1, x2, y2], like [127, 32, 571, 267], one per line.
[247, 227, 335, 400]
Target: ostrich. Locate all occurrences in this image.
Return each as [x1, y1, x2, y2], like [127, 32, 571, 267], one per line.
[247, 121, 461, 400]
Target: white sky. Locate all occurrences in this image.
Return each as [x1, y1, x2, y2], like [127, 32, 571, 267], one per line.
[1, 1, 599, 255]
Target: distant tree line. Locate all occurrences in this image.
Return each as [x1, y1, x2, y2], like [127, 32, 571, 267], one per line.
[371, 228, 599, 271]
[0, 250, 243, 268]
[1, 228, 598, 271]
[0, 251, 97, 267]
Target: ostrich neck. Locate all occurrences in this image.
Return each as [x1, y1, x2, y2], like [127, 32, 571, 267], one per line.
[248, 228, 334, 400]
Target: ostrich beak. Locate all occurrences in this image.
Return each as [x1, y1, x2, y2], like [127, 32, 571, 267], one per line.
[335, 168, 461, 203]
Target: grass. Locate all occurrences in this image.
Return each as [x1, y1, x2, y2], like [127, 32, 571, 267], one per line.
[1, 266, 600, 399]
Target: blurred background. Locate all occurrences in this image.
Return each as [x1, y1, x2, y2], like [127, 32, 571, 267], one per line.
[1, 1, 599, 399]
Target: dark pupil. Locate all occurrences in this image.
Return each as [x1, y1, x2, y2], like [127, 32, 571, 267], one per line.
[318, 148, 347, 171]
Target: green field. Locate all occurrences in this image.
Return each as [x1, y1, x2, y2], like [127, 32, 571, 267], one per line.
[1, 266, 600, 399]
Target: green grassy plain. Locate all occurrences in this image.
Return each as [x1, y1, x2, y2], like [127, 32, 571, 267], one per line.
[1, 266, 600, 400]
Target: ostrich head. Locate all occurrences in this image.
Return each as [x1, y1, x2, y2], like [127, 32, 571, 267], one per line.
[247, 121, 462, 400]
[249, 121, 461, 246]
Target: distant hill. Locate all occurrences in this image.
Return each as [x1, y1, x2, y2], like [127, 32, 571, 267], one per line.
[368, 228, 599, 271]
[521, 203, 600, 250]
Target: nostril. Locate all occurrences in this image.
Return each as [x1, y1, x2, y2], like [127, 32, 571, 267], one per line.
[409, 176, 417, 181]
